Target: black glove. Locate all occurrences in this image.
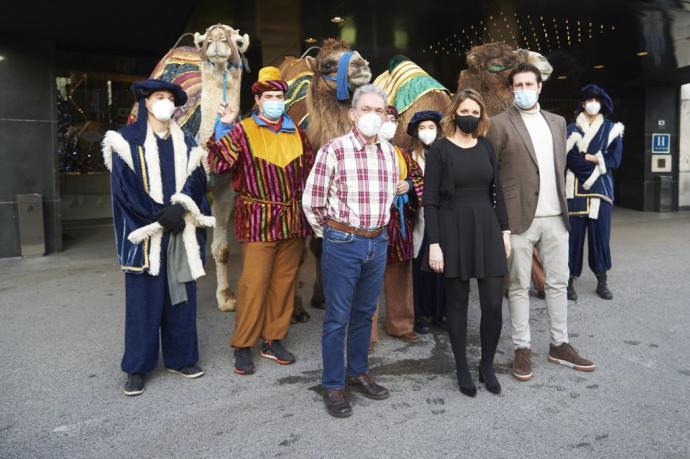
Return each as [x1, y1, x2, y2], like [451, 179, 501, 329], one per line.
[157, 203, 186, 234]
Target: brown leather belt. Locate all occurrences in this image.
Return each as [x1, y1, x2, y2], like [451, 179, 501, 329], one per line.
[326, 219, 384, 238]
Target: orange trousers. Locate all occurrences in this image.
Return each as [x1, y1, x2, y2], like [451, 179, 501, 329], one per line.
[231, 238, 304, 348]
[371, 261, 415, 343]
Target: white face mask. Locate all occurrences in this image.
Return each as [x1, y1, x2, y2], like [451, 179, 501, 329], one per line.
[379, 121, 397, 141]
[584, 101, 601, 116]
[150, 99, 175, 122]
[418, 129, 437, 146]
[356, 112, 383, 137]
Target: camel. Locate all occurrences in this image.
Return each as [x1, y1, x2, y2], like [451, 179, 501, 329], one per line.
[128, 24, 250, 312]
[458, 42, 553, 115]
[275, 38, 373, 322]
[373, 56, 452, 152]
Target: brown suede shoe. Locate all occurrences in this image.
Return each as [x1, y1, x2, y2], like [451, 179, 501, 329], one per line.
[398, 332, 418, 344]
[548, 343, 596, 371]
[512, 348, 533, 381]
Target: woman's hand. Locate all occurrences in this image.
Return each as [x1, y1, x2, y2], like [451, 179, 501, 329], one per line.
[429, 243, 444, 273]
[218, 102, 238, 124]
[396, 180, 410, 195]
[503, 232, 512, 258]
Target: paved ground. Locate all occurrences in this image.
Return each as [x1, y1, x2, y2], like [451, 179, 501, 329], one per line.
[1, 208, 689, 458]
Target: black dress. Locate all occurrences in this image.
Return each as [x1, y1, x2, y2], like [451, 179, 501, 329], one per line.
[423, 137, 508, 280]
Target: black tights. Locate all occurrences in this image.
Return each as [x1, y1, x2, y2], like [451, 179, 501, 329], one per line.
[444, 276, 504, 387]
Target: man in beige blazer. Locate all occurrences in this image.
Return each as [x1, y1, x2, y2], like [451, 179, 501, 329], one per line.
[486, 63, 595, 381]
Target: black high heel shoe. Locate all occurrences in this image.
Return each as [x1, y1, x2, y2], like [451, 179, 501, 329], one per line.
[478, 366, 502, 395]
[456, 367, 477, 397]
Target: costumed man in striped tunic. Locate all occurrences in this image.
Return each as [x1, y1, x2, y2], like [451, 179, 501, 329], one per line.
[208, 66, 314, 375]
[370, 105, 424, 352]
[565, 84, 624, 301]
[103, 79, 214, 396]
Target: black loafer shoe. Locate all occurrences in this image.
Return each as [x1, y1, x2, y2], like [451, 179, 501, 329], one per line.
[124, 373, 145, 396]
[322, 388, 352, 418]
[346, 374, 389, 400]
[414, 318, 431, 334]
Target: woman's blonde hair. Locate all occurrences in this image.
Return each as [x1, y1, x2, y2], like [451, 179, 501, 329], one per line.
[440, 88, 490, 138]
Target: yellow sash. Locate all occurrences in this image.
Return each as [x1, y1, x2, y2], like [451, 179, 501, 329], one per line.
[241, 117, 303, 168]
[395, 146, 408, 180]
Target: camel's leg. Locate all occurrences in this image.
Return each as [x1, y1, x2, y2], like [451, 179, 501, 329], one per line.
[210, 177, 237, 312]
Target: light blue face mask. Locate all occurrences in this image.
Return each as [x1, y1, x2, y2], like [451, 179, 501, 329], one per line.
[262, 100, 285, 120]
[514, 89, 539, 110]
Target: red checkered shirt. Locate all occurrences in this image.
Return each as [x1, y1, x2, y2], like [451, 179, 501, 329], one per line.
[303, 126, 399, 237]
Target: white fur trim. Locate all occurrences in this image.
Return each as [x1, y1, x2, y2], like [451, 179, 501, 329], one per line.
[595, 151, 607, 174]
[588, 197, 601, 220]
[187, 146, 210, 178]
[608, 122, 625, 146]
[102, 130, 133, 172]
[582, 167, 601, 190]
[565, 170, 576, 199]
[171, 193, 216, 228]
[127, 222, 163, 244]
[143, 127, 164, 204]
[169, 121, 189, 193]
[566, 131, 582, 153]
[575, 113, 604, 154]
[148, 231, 162, 276]
[182, 214, 206, 280]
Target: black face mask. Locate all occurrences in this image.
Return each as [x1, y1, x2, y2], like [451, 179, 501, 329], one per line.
[454, 114, 480, 134]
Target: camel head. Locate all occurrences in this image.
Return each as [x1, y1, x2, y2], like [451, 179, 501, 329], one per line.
[516, 49, 553, 81]
[305, 38, 372, 94]
[194, 23, 250, 68]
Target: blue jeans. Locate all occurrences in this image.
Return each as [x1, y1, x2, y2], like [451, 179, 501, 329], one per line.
[320, 225, 388, 390]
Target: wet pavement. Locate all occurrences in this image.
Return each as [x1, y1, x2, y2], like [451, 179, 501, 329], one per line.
[1, 208, 689, 458]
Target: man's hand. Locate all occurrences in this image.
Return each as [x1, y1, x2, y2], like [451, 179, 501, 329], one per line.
[396, 180, 410, 195]
[218, 102, 238, 124]
[584, 153, 599, 164]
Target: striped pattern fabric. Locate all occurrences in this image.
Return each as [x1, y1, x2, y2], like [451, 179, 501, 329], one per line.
[387, 147, 424, 264]
[373, 58, 450, 114]
[207, 121, 314, 242]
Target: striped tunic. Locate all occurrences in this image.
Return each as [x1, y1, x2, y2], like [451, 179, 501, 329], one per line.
[207, 116, 314, 242]
[387, 147, 424, 264]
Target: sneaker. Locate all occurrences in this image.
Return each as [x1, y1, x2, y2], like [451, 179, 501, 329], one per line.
[512, 348, 533, 381]
[233, 347, 256, 375]
[548, 343, 596, 371]
[260, 340, 296, 365]
[167, 365, 204, 379]
[123, 373, 145, 396]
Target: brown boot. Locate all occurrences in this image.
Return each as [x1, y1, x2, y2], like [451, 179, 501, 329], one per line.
[548, 343, 596, 371]
[512, 348, 533, 381]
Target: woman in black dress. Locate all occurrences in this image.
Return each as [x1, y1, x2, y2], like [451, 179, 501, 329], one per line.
[424, 89, 511, 397]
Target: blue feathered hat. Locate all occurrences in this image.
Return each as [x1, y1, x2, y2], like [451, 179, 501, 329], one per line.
[580, 84, 613, 114]
[407, 110, 442, 137]
[131, 79, 188, 107]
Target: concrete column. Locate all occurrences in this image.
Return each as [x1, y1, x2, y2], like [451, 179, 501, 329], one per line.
[679, 83, 690, 209]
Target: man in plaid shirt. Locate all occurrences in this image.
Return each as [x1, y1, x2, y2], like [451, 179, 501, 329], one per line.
[303, 84, 400, 418]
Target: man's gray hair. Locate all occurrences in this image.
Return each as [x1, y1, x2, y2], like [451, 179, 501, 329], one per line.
[351, 84, 388, 109]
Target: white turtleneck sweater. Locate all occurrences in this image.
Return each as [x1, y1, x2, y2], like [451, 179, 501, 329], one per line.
[518, 104, 562, 217]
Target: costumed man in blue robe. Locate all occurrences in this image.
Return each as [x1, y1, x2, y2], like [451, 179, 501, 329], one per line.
[102, 79, 215, 396]
[565, 84, 624, 301]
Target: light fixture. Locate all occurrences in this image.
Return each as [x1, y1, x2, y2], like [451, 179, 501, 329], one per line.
[593, 64, 605, 69]
[331, 16, 344, 23]
[0, 55, 5, 62]
[304, 37, 317, 44]
[636, 51, 649, 57]
[557, 75, 567, 80]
